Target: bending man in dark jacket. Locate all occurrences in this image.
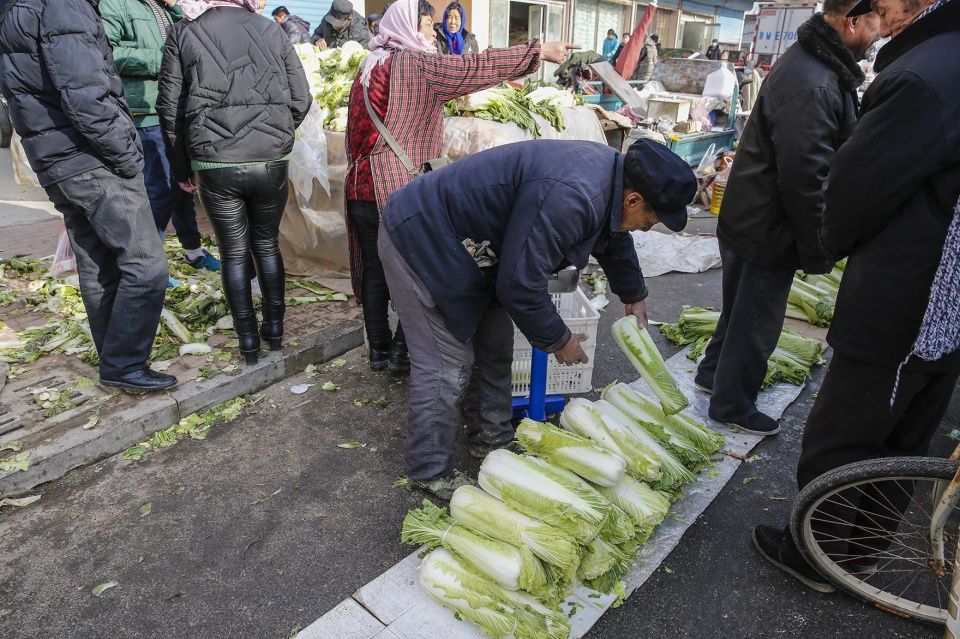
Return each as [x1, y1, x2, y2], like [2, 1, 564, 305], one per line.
[694, 0, 880, 435]
[312, 0, 370, 49]
[271, 6, 311, 44]
[0, 0, 175, 392]
[378, 139, 696, 499]
[755, 0, 960, 592]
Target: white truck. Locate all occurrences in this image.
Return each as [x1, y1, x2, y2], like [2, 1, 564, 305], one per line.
[750, 2, 822, 69]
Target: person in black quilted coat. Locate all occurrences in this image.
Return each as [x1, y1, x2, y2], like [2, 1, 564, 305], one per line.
[0, 0, 176, 393]
[156, 0, 311, 365]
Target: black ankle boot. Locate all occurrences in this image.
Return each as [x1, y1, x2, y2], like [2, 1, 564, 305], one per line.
[369, 346, 390, 371]
[388, 336, 409, 373]
[235, 315, 261, 365]
[260, 301, 284, 351]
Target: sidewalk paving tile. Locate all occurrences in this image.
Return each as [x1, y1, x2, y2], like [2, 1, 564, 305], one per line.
[296, 598, 385, 639]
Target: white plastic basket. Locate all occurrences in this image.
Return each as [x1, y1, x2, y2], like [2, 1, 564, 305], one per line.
[511, 288, 600, 397]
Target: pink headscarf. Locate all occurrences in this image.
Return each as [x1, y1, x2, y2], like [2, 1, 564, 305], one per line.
[179, 0, 259, 20]
[360, 0, 437, 86]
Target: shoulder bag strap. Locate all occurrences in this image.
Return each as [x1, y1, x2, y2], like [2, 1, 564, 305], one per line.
[362, 82, 417, 175]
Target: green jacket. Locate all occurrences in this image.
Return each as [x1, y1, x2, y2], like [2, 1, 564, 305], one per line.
[100, 0, 184, 128]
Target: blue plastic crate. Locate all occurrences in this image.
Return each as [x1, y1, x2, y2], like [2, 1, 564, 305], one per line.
[666, 129, 736, 166]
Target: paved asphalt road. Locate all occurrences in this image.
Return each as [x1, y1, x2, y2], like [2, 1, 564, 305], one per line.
[0, 216, 950, 639]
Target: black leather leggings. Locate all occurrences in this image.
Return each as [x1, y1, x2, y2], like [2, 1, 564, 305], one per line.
[348, 199, 404, 349]
[196, 161, 288, 325]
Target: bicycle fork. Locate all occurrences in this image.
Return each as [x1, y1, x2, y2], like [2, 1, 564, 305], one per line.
[934, 463, 960, 637]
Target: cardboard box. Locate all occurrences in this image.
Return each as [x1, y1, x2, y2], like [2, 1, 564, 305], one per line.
[647, 97, 691, 123]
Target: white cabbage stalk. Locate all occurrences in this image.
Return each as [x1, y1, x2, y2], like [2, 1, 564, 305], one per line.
[560, 398, 662, 483]
[460, 88, 503, 111]
[525, 86, 577, 108]
[330, 107, 349, 132]
[596, 475, 671, 529]
[604, 383, 724, 460]
[478, 449, 610, 543]
[612, 316, 688, 414]
[602, 383, 710, 468]
[595, 400, 695, 491]
[449, 486, 581, 573]
[160, 308, 193, 343]
[418, 548, 570, 639]
[578, 536, 630, 581]
[515, 418, 626, 487]
[401, 500, 549, 596]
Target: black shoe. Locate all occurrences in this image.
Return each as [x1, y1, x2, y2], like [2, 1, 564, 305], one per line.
[714, 410, 780, 436]
[388, 339, 409, 373]
[469, 439, 519, 460]
[369, 347, 390, 371]
[101, 368, 178, 392]
[411, 470, 475, 501]
[694, 380, 714, 394]
[752, 525, 836, 594]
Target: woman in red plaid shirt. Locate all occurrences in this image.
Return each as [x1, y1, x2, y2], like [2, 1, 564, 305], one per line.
[345, 0, 577, 372]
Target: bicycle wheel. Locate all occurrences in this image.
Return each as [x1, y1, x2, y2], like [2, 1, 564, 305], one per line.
[791, 456, 960, 625]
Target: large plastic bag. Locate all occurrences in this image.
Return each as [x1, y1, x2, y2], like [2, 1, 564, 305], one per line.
[11, 131, 40, 188]
[288, 105, 331, 204]
[277, 108, 352, 293]
[442, 106, 605, 161]
[51, 224, 77, 278]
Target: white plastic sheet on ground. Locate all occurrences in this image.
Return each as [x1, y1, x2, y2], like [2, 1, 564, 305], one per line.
[631, 229, 721, 277]
[442, 106, 606, 160]
[278, 105, 352, 293]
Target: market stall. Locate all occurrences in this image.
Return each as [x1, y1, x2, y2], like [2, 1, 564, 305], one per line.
[281, 43, 617, 288]
[581, 58, 740, 166]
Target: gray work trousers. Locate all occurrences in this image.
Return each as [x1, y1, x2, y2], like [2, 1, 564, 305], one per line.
[378, 224, 514, 481]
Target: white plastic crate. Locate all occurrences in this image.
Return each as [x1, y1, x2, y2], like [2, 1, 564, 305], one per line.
[511, 288, 600, 397]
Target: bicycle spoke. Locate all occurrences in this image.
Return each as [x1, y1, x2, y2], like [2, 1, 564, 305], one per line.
[798, 465, 960, 623]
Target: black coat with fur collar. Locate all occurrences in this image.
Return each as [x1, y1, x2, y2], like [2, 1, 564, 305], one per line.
[717, 14, 863, 274]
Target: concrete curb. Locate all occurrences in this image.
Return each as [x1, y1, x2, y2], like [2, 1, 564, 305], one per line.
[0, 319, 363, 498]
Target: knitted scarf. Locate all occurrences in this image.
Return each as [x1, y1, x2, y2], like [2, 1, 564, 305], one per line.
[796, 13, 865, 92]
[907, 198, 960, 364]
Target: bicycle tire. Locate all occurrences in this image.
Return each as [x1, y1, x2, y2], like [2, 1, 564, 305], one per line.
[791, 456, 960, 625]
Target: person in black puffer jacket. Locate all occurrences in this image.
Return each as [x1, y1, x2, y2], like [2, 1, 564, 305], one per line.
[156, 0, 312, 365]
[694, 1, 880, 439]
[0, 0, 176, 393]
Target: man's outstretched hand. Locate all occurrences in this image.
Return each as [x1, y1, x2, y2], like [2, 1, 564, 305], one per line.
[555, 333, 589, 366]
